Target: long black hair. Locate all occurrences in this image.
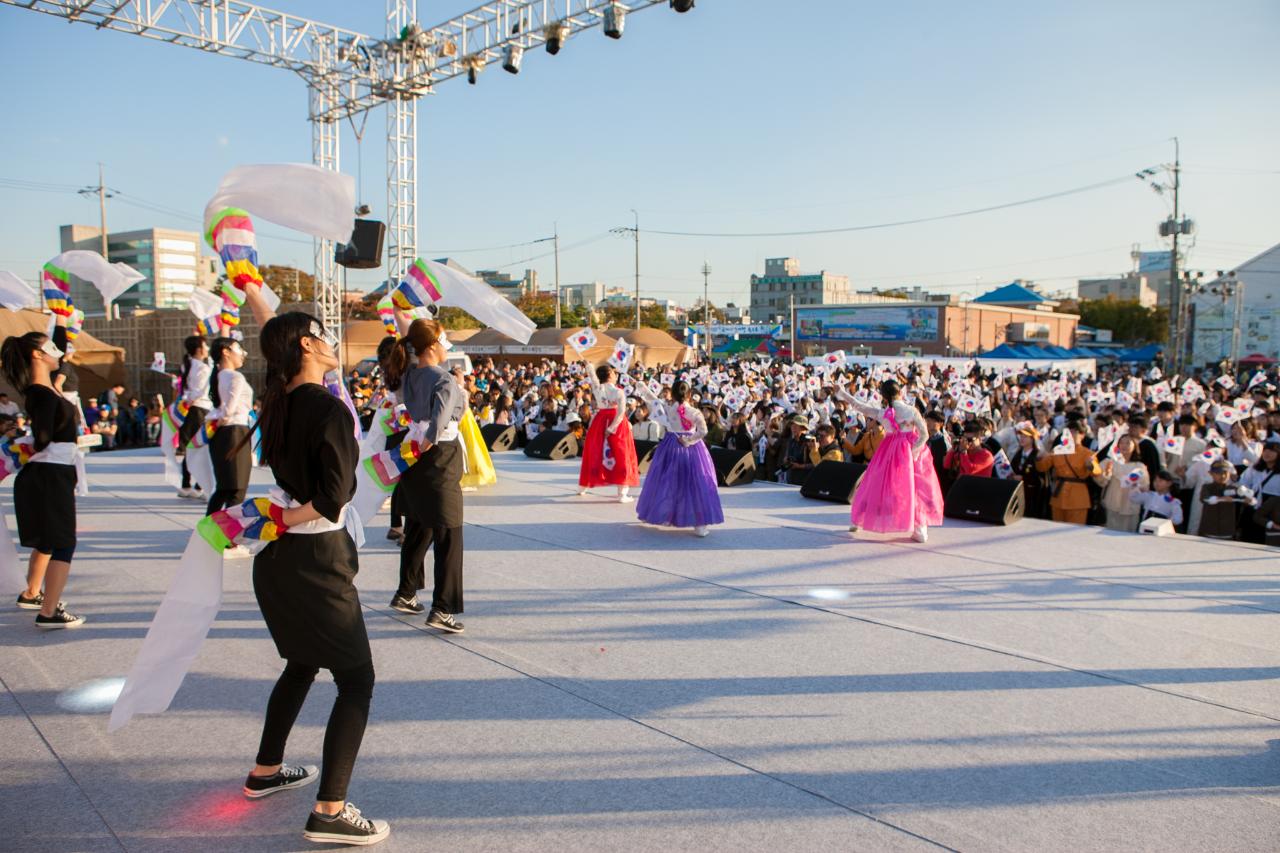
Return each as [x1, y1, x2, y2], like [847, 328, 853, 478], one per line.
[880, 379, 901, 403]
[0, 332, 46, 397]
[671, 380, 690, 403]
[383, 319, 442, 393]
[254, 313, 315, 470]
[208, 337, 238, 409]
[179, 334, 206, 397]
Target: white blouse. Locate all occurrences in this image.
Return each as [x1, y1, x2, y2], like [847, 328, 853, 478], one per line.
[214, 369, 253, 427]
[183, 359, 213, 410]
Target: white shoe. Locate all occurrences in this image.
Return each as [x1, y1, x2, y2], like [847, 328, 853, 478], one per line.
[578, 489, 589, 496]
[177, 488, 196, 499]
[693, 525, 709, 538]
[462, 486, 477, 492]
[618, 494, 634, 504]
[912, 525, 928, 543]
[225, 545, 252, 559]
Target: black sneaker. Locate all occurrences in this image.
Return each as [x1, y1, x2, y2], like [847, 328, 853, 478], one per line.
[35, 606, 85, 630]
[303, 802, 390, 846]
[242, 763, 318, 799]
[426, 609, 464, 634]
[16, 592, 44, 610]
[389, 595, 424, 615]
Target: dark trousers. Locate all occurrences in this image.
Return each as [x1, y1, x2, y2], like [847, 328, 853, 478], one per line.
[389, 484, 404, 529]
[180, 458, 192, 490]
[396, 520, 464, 613]
[206, 426, 250, 515]
[256, 659, 375, 803]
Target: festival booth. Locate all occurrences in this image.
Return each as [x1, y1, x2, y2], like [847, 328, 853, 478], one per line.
[0, 307, 126, 399]
[451, 326, 617, 366]
[341, 319, 393, 368]
[528, 327, 617, 365]
[613, 327, 692, 368]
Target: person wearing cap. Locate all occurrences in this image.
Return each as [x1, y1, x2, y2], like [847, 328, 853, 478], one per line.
[778, 414, 813, 485]
[1199, 458, 1247, 540]
[843, 415, 884, 464]
[1009, 421, 1048, 519]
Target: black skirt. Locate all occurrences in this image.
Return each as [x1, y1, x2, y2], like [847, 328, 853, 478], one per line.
[253, 528, 370, 670]
[210, 424, 252, 492]
[14, 461, 77, 552]
[399, 440, 464, 528]
[176, 405, 208, 450]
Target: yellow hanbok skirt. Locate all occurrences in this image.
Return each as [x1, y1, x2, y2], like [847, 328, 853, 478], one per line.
[459, 408, 497, 488]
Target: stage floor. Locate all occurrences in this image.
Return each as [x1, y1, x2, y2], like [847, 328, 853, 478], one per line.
[2, 449, 1278, 852]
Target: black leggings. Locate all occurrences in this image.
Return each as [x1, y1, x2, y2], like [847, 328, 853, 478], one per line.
[256, 659, 375, 803]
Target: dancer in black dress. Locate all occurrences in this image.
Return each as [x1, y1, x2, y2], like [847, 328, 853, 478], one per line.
[237, 291, 389, 846]
[2, 316, 85, 628]
[384, 318, 467, 633]
[206, 336, 253, 516]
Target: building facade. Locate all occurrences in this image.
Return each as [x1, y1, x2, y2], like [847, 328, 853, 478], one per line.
[1077, 274, 1158, 308]
[475, 268, 537, 304]
[1188, 241, 1280, 364]
[560, 281, 607, 309]
[59, 224, 218, 315]
[793, 301, 1079, 358]
[749, 257, 852, 323]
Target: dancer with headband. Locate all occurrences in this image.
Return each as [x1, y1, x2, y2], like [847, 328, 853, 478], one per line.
[2, 314, 86, 628]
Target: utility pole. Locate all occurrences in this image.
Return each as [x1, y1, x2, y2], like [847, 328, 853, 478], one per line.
[1168, 138, 1182, 369]
[78, 162, 114, 260]
[631, 209, 640, 329]
[701, 260, 711, 363]
[789, 293, 796, 363]
[553, 224, 562, 330]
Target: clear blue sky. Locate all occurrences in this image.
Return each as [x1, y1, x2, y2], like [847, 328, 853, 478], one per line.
[1, 0, 1277, 310]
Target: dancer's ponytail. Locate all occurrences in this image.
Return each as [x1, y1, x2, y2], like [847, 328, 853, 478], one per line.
[0, 333, 43, 396]
[383, 318, 442, 392]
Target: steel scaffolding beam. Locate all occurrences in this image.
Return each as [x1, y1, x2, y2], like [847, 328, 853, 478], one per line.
[385, 0, 418, 287]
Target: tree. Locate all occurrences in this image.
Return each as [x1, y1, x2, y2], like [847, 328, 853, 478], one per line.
[437, 307, 481, 331]
[260, 265, 315, 303]
[602, 303, 667, 330]
[688, 300, 727, 325]
[1060, 298, 1168, 344]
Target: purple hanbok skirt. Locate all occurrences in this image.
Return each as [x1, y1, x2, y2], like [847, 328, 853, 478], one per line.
[636, 433, 724, 528]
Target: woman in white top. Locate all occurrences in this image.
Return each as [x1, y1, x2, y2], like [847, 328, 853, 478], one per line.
[1097, 435, 1148, 532]
[578, 361, 639, 501]
[177, 334, 212, 500]
[1225, 421, 1261, 471]
[206, 336, 254, 514]
[634, 379, 723, 537]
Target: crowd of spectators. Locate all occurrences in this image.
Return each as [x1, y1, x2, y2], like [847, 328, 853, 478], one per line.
[348, 353, 1280, 546]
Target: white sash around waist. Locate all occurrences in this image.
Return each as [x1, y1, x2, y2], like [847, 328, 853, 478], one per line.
[28, 441, 88, 496]
[270, 487, 366, 549]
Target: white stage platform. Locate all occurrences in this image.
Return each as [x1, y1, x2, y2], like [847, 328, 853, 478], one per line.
[1, 449, 1277, 852]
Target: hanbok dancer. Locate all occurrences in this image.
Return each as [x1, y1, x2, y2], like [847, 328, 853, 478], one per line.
[176, 335, 211, 501]
[578, 360, 639, 502]
[206, 336, 254, 516]
[837, 379, 944, 543]
[634, 380, 724, 537]
[385, 319, 467, 633]
[239, 298, 390, 846]
[3, 316, 86, 627]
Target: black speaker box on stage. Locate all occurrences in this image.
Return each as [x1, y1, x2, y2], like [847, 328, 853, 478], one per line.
[481, 424, 517, 452]
[800, 461, 867, 504]
[524, 429, 579, 461]
[943, 475, 1024, 525]
[634, 439, 659, 474]
[709, 446, 755, 487]
[335, 219, 385, 270]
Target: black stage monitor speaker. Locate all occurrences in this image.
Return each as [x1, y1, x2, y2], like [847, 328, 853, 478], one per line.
[709, 446, 755, 487]
[524, 429, 579, 461]
[800, 461, 867, 504]
[943, 475, 1024, 525]
[335, 219, 385, 270]
[634, 439, 659, 475]
[481, 424, 517, 452]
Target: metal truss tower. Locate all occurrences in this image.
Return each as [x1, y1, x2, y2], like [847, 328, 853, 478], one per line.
[1, 0, 677, 336]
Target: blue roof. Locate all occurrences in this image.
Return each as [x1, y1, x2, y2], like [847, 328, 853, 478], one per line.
[973, 282, 1047, 304]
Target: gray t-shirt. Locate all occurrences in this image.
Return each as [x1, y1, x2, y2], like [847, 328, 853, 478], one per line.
[401, 363, 466, 444]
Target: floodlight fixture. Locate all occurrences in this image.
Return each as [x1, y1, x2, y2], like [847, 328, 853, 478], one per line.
[671, 0, 695, 11]
[545, 22, 568, 55]
[604, 3, 626, 38]
[503, 44, 524, 73]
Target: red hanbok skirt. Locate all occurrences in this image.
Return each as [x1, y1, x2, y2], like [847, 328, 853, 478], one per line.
[579, 408, 640, 487]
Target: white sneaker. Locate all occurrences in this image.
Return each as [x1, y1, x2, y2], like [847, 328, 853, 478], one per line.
[618, 494, 634, 504]
[693, 525, 709, 538]
[177, 487, 196, 499]
[578, 489, 589, 496]
[225, 545, 252, 559]
[912, 525, 928, 543]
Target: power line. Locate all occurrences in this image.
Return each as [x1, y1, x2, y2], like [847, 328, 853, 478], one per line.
[638, 173, 1144, 239]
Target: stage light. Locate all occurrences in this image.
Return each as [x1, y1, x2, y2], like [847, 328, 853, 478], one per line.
[604, 3, 626, 39]
[355, 203, 371, 216]
[464, 55, 484, 85]
[671, 0, 695, 11]
[544, 22, 567, 55]
[503, 44, 523, 74]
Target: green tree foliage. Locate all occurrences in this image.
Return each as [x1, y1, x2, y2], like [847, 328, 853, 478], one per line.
[260, 265, 315, 303]
[1058, 298, 1168, 343]
[603, 303, 668, 330]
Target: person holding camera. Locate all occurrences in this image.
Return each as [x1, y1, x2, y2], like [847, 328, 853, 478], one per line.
[808, 424, 844, 466]
[943, 424, 995, 478]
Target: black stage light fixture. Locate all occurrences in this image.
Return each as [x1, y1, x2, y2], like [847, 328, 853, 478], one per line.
[503, 44, 523, 74]
[604, 3, 625, 38]
[671, 0, 695, 12]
